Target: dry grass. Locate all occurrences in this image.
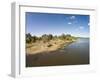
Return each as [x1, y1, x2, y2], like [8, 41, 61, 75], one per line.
[26, 39, 74, 55]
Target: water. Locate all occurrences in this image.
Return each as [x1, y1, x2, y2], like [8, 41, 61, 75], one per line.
[26, 38, 89, 67]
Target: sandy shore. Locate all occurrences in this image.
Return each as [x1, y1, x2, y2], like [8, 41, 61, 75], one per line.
[26, 39, 75, 55]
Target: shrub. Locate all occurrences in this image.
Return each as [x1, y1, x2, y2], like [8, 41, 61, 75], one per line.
[47, 44, 53, 47]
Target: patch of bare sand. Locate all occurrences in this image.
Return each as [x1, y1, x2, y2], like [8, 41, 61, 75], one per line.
[26, 39, 73, 55]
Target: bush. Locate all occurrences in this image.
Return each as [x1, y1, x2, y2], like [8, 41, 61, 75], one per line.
[47, 44, 53, 47]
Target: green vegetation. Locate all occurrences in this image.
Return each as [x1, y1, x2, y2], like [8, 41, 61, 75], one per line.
[26, 33, 78, 54]
[26, 33, 77, 43]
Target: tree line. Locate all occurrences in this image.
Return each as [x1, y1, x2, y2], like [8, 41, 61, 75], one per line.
[26, 33, 76, 43]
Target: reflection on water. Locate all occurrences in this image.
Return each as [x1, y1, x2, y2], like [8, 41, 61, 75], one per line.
[26, 38, 89, 67]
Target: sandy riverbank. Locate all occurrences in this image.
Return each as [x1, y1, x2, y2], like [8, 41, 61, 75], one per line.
[26, 39, 76, 55]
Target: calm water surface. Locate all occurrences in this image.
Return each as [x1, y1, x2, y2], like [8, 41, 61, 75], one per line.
[26, 38, 89, 67]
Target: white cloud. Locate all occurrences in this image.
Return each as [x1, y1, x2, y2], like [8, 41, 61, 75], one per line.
[79, 26, 84, 29]
[70, 16, 76, 19]
[68, 22, 72, 24]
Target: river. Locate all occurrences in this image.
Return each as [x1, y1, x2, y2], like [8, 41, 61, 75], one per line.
[26, 38, 89, 67]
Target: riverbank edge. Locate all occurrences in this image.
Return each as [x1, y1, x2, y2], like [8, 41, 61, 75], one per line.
[26, 39, 78, 55]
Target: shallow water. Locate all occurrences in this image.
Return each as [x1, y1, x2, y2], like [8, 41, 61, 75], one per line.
[26, 38, 89, 67]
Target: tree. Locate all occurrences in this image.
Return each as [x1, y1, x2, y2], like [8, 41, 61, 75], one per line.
[41, 34, 48, 43]
[53, 35, 58, 40]
[41, 34, 53, 43]
[48, 34, 53, 40]
[60, 33, 66, 40]
[66, 34, 71, 37]
[32, 36, 38, 42]
[66, 34, 72, 40]
[26, 33, 32, 43]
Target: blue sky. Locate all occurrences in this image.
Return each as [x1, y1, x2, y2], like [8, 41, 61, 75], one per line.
[26, 12, 90, 37]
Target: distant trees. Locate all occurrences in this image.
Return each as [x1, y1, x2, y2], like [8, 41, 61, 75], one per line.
[26, 33, 32, 43]
[42, 34, 53, 43]
[32, 36, 38, 42]
[48, 34, 53, 40]
[41, 34, 48, 43]
[26, 33, 38, 43]
[59, 33, 66, 40]
[58, 33, 72, 40]
[66, 34, 72, 40]
[26, 33, 53, 43]
[26, 33, 75, 43]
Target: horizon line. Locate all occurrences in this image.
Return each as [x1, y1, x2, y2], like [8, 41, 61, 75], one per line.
[26, 33, 89, 38]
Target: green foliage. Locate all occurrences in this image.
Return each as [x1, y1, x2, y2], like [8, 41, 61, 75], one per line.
[59, 33, 66, 40]
[41, 34, 53, 43]
[32, 36, 38, 42]
[41, 34, 48, 43]
[26, 33, 32, 43]
[48, 34, 53, 40]
[26, 33, 76, 43]
[66, 34, 72, 40]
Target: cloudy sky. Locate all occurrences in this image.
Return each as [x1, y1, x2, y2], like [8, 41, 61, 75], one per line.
[26, 12, 90, 37]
